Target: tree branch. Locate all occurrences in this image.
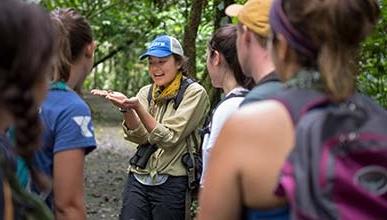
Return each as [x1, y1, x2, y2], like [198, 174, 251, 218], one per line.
[93, 40, 133, 68]
[88, 2, 121, 20]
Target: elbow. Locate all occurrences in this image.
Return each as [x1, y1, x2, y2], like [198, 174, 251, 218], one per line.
[156, 142, 175, 150]
[148, 129, 179, 149]
[124, 131, 148, 144]
[124, 136, 147, 145]
[151, 135, 179, 149]
[54, 199, 86, 220]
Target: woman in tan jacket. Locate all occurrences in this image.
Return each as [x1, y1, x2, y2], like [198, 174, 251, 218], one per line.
[92, 35, 209, 220]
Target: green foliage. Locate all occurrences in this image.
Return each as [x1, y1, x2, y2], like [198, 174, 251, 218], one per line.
[40, 0, 387, 108]
[40, 0, 214, 97]
[359, 0, 387, 107]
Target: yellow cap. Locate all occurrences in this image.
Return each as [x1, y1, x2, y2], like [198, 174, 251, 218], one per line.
[225, 0, 272, 37]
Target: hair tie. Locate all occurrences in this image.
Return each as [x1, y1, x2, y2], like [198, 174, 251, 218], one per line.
[269, 0, 318, 58]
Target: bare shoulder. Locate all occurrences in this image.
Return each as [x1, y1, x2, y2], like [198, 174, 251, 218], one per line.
[209, 99, 293, 170]
[208, 100, 294, 208]
[219, 100, 292, 147]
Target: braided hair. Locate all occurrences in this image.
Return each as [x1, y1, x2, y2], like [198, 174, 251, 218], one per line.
[0, 0, 55, 190]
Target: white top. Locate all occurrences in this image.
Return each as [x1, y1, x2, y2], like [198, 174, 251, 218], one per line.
[201, 87, 248, 184]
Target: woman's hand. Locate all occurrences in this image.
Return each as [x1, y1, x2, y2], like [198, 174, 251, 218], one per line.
[91, 89, 131, 109]
[90, 89, 110, 97]
[122, 97, 141, 110]
[104, 91, 131, 109]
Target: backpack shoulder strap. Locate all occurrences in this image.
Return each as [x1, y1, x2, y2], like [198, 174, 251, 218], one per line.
[201, 89, 248, 137]
[240, 80, 283, 106]
[215, 89, 248, 111]
[173, 77, 195, 110]
[225, 90, 248, 100]
[147, 78, 195, 110]
[270, 88, 330, 124]
[147, 84, 154, 107]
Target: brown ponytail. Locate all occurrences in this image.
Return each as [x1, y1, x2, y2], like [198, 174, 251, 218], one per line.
[282, 0, 380, 101]
[50, 8, 93, 82]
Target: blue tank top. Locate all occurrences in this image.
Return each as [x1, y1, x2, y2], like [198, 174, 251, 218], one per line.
[243, 205, 289, 220]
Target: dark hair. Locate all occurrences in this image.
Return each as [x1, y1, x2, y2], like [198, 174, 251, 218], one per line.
[0, 0, 54, 188]
[173, 54, 190, 76]
[280, 0, 380, 101]
[50, 8, 93, 82]
[209, 24, 254, 89]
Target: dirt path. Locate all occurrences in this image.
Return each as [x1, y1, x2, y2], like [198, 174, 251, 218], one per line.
[84, 94, 136, 219]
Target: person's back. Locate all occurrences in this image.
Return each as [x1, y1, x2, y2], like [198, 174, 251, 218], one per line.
[36, 88, 93, 180]
[199, 0, 382, 219]
[271, 85, 387, 219]
[201, 1, 289, 219]
[33, 8, 97, 219]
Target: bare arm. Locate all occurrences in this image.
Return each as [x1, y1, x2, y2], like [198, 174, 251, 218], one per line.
[122, 97, 156, 133]
[122, 109, 141, 130]
[199, 101, 294, 220]
[53, 149, 86, 220]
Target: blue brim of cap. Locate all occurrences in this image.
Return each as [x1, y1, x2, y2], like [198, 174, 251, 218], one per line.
[139, 49, 173, 60]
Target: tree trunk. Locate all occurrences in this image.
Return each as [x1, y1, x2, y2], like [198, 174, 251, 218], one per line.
[182, 0, 208, 77]
[213, 0, 234, 31]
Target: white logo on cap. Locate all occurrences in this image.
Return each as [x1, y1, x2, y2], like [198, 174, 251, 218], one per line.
[150, 42, 166, 48]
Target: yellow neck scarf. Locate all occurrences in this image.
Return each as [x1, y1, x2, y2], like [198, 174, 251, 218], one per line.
[151, 72, 183, 104]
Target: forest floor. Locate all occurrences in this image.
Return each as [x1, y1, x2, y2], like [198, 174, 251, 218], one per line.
[84, 93, 136, 220]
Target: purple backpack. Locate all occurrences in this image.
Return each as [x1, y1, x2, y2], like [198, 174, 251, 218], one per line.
[273, 88, 387, 219]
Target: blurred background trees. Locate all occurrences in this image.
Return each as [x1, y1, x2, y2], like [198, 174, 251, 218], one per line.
[359, 0, 387, 107]
[37, 0, 386, 107]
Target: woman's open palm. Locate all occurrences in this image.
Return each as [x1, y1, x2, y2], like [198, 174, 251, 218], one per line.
[91, 89, 130, 109]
